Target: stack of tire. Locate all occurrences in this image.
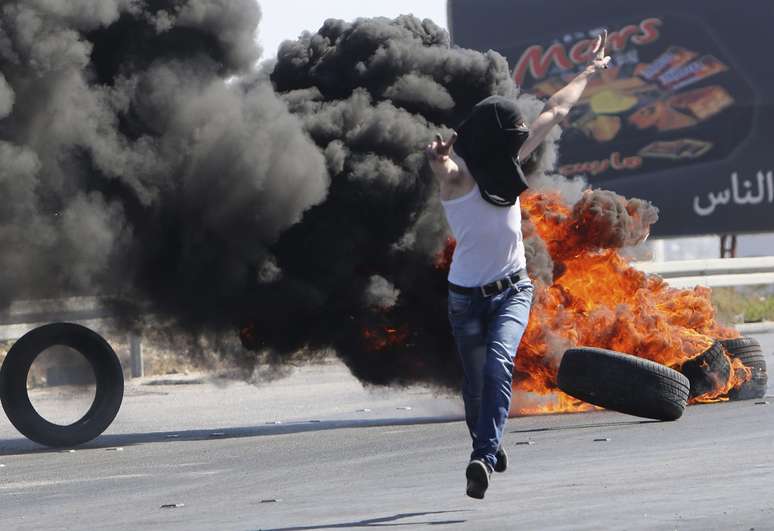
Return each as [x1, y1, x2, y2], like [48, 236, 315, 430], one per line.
[557, 337, 768, 422]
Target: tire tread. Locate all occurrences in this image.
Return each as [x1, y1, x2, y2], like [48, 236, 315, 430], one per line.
[558, 347, 689, 421]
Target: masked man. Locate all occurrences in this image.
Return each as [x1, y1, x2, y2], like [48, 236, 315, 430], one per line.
[426, 31, 611, 500]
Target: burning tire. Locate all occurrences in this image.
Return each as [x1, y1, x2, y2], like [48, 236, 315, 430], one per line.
[557, 347, 689, 421]
[0, 323, 124, 447]
[721, 337, 768, 401]
[679, 341, 730, 398]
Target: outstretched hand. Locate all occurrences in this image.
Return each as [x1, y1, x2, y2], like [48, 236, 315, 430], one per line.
[425, 132, 458, 163]
[587, 30, 612, 73]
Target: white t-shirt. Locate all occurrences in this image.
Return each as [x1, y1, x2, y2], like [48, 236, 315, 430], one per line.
[441, 183, 527, 288]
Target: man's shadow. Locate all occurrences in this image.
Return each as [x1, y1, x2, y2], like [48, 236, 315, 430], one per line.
[258, 511, 468, 530]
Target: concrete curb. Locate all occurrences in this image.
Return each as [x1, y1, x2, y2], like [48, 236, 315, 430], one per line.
[736, 321, 774, 334]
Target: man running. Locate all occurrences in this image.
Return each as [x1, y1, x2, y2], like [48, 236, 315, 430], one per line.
[426, 31, 611, 499]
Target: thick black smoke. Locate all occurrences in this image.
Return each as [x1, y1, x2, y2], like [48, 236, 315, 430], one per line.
[1, 3, 652, 390]
[0, 0, 327, 324]
[248, 15, 566, 387]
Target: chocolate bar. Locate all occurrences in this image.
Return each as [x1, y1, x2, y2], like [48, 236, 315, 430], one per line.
[659, 55, 727, 89]
[668, 85, 734, 120]
[640, 47, 698, 81]
[628, 101, 697, 131]
[639, 139, 713, 159]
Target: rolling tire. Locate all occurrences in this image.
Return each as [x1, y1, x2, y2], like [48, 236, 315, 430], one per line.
[680, 341, 730, 398]
[721, 337, 768, 401]
[0, 323, 124, 447]
[558, 347, 689, 421]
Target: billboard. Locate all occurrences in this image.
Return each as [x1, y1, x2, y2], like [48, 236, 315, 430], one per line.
[448, 0, 774, 237]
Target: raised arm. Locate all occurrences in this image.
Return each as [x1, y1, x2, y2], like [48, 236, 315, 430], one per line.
[425, 132, 461, 184]
[518, 30, 612, 162]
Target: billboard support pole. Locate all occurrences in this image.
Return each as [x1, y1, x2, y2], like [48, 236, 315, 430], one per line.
[720, 234, 737, 259]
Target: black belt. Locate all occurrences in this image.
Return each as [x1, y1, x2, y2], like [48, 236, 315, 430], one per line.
[448, 269, 529, 298]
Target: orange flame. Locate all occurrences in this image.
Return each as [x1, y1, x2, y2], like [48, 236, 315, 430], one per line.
[362, 326, 410, 352]
[692, 355, 753, 404]
[513, 190, 748, 412]
[512, 390, 597, 416]
[357, 188, 753, 414]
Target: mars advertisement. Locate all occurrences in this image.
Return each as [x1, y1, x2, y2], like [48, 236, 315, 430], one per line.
[448, 0, 774, 237]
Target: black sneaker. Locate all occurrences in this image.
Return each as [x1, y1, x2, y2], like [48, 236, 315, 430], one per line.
[465, 459, 492, 499]
[494, 446, 508, 473]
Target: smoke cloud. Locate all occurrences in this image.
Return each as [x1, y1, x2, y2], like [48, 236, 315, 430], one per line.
[0, 3, 657, 390]
[0, 0, 327, 327]
[0, 73, 12, 118]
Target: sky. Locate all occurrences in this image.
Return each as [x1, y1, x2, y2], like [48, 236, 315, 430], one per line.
[256, 0, 448, 60]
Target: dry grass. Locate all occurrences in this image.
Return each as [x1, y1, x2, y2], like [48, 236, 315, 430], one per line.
[712, 286, 774, 325]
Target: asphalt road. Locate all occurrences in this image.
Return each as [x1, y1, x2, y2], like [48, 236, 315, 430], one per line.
[0, 334, 772, 530]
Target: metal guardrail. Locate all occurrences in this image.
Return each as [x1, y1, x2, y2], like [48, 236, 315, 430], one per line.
[2, 258, 772, 372]
[634, 256, 774, 288]
[0, 297, 113, 341]
[736, 321, 774, 334]
[0, 297, 144, 378]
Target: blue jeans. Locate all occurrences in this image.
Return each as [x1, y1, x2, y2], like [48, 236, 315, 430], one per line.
[448, 280, 533, 469]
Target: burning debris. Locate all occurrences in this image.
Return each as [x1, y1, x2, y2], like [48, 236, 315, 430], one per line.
[0, 2, 756, 412]
[435, 187, 753, 413]
[513, 190, 751, 411]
